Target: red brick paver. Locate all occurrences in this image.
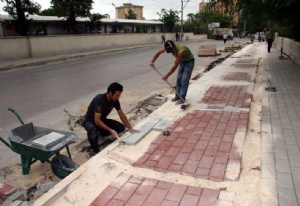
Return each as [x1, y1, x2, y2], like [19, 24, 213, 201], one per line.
[90, 173, 220, 206]
[222, 72, 252, 82]
[201, 86, 252, 108]
[0, 183, 16, 198]
[133, 110, 248, 181]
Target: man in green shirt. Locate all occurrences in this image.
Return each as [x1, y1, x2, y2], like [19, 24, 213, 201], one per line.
[150, 40, 195, 104]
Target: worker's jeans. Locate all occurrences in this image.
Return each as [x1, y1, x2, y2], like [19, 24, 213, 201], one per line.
[267, 39, 273, 52]
[84, 120, 125, 153]
[175, 60, 195, 100]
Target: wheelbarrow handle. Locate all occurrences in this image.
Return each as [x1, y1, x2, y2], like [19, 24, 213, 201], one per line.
[0, 136, 12, 149]
[8, 108, 25, 125]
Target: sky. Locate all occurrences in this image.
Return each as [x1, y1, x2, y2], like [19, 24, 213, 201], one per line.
[0, 0, 203, 20]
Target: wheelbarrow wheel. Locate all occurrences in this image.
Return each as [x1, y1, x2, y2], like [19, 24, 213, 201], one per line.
[51, 154, 77, 179]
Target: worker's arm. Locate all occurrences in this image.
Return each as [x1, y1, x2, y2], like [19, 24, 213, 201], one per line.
[94, 113, 119, 139]
[150, 48, 167, 68]
[117, 109, 140, 133]
[163, 50, 185, 81]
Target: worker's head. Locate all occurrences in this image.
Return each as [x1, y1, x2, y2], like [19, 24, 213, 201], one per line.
[164, 40, 175, 53]
[107, 82, 123, 101]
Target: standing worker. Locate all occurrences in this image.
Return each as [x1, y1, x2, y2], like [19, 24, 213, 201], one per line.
[83, 82, 139, 154]
[266, 27, 274, 53]
[150, 40, 195, 105]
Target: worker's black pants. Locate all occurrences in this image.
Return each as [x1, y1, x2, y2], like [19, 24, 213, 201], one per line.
[84, 120, 125, 153]
[267, 39, 273, 53]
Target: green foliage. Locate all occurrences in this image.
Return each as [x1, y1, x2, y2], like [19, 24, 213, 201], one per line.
[157, 9, 180, 32]
[214, 0, 300, 38]
[89, 13, 108, 22]
[1, 0, 41, 16]
[1, 0, 41, 35]
[39, 7, 60, 16]
[125, 9, 137, 19]
[51, 0, 93, 33]
[184, 11, 233, 34]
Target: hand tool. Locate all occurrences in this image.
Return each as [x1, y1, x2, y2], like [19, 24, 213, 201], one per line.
[152, 65, 190, 110]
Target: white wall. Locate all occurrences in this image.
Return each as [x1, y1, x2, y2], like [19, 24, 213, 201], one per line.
[0, 33, 207, 60]
[275, 36, 300, 66]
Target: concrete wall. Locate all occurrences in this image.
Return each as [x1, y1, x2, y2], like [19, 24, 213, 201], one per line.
[0, 33, 207, 60]
[275, 36, 300, 66]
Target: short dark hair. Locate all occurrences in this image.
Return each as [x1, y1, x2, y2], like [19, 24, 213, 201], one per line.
[107, 82, 123, 94]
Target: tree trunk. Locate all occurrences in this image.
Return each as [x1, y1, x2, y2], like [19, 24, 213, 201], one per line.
[15, 0, 28, 36]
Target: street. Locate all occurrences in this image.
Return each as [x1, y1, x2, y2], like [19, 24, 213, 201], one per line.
[0, 38, 248, 169]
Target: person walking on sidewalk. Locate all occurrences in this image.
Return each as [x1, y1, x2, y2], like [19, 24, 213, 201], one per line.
[223, 32, 228, 44]
[161, 32, 166, 44]
[266, 27, 274, 53]
[83, 82, 139, 154]
[149, 40, 195, 105]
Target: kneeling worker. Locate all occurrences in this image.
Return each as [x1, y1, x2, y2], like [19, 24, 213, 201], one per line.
[83, 82, 139, 154]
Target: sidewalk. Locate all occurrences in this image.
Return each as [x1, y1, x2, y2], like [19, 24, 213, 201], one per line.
[31, 42, 300, 206]
[261, 46, 300, 205]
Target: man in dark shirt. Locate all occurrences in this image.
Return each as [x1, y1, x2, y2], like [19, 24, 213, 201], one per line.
[84, 82, 139, 153]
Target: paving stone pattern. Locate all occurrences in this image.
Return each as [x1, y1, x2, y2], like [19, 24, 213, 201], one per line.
[133, 110, 248, 181]
[200, 86, 252, 108]
[231, 63, 257, 69]
[90, 173, 220, 206]
[261, 50, 300, 205]
[222, 72, 252, 82]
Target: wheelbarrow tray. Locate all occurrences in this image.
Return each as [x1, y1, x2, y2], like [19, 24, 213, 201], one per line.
[8, 122, 77, 161]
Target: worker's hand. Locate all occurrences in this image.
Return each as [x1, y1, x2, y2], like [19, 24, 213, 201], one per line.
[162, 74, 169, 81]
[149, 62, 155, 68]
[110, 129, 119, 139]
[129, 128, 140, 133]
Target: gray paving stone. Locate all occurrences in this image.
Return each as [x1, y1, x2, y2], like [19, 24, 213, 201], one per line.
[277, 187, 299, 206]
[275, 160, 291, 174]
[122, 121, 158, 145]
[152, 119, 171, 131]
[262, 142, 274, 153]
[274, 148, 288, 160]
[273, 139, 286, 149]
[289, 155, 300, 167]
[286, 145, 300, 156]
[285, 137, 298, 145]
[277, 173, 294, 189]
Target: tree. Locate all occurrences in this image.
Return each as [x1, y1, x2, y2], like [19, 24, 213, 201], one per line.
[125, 9, 137, 19]
[50, 0, 94, 33]
[213, 0, 300, 38]
[157, 9, 180, 32]
[184, 11, 232, 34]
[89, 13, 109, 22]
[39, 7, 60, 16]
[1, 0, 41, 36]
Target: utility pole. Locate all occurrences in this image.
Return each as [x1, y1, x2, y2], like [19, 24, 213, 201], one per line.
[161, 9, 165, 32]
[180, 0, 189, 42]
[181, 0, 183, 41]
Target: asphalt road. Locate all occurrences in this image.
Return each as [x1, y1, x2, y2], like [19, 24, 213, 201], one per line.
[0, 38, 248, 168]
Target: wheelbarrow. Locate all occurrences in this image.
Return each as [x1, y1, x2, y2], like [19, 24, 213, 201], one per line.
[0, 108, 79, 179]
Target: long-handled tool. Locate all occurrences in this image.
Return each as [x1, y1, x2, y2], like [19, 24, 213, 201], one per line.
[152, 66, 190, 110]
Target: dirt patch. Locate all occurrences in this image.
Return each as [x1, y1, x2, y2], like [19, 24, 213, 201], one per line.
[0, 93, 169, 203]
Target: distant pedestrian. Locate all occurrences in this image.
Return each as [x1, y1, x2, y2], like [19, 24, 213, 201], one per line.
[266, 27, 274, 53]
[175, 32, 179, 41]
[223, 32, 228, 44]
[161, 32, 166, 44]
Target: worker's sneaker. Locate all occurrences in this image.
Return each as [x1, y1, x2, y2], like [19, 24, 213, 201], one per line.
[175, 99, 185, 105]
[171, 97, 179, 102]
